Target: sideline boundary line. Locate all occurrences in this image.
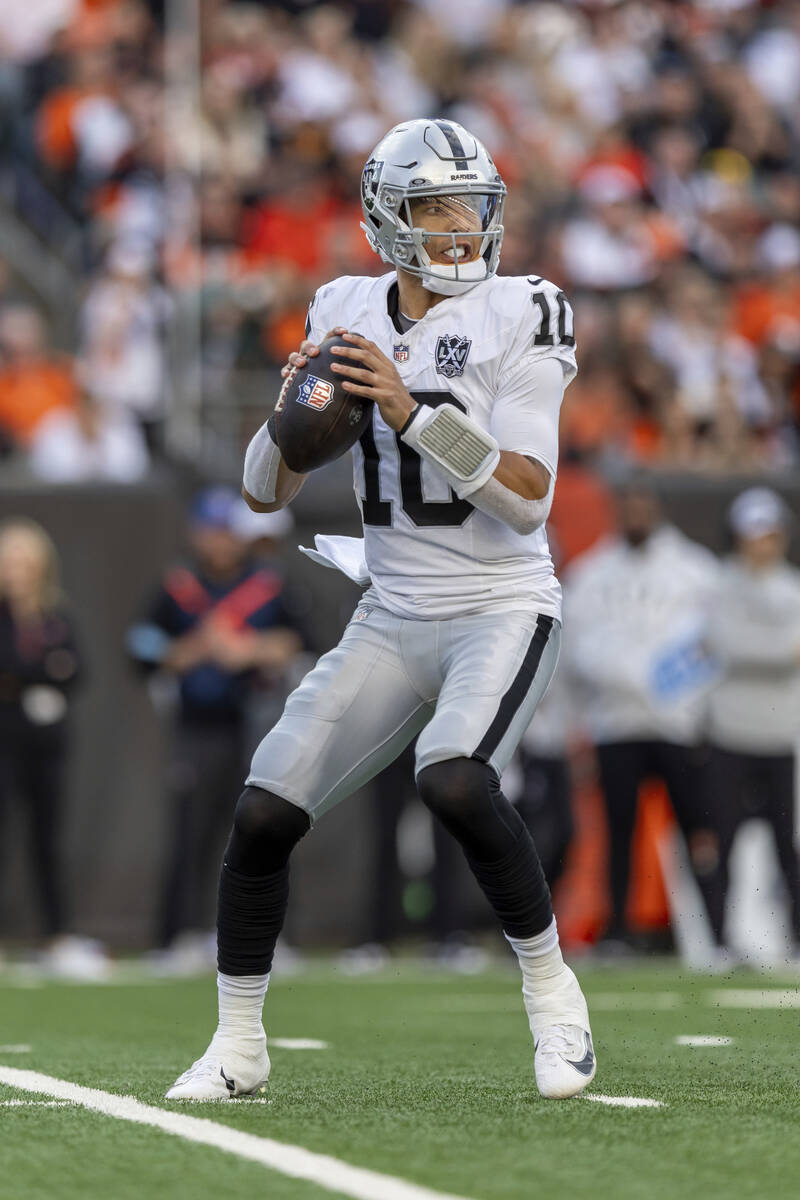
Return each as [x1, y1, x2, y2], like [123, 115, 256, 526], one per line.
[0, 1066, 474, 1200]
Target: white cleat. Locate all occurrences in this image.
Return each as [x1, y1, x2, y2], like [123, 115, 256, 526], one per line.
[524, 964, 596, 1099]
[165, 1034, 270, 1101]
[534, 1024, 596, 1099]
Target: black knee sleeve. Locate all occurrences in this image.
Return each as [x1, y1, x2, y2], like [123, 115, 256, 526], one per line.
[417, 757, 553, 938]
[417, 758, 524, 859]
[225, 786, 310, 876]
[217, 787, 310, 976]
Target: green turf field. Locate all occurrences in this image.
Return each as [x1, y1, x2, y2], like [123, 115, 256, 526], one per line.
[1, 961, 798, 1200]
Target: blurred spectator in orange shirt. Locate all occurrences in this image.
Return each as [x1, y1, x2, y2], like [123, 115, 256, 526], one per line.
[242, 169, 373, 278]
[732, 225, 800, 349]
[36, 42, 132, 179]
[0, 306, 76, 448]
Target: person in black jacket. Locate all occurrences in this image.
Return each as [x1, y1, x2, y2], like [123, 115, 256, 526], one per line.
[128, 487, 304, 966]
[0, 517, 87, 966]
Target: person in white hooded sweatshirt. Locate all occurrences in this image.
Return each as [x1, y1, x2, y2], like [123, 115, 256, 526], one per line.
[703, 488, 800, 954]
[562, 481, 721, 948]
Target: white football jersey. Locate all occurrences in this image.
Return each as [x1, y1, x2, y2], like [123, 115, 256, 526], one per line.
[306, 271, 577, 621]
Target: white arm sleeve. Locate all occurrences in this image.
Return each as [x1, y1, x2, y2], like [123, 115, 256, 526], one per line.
[455, 353, 566, 533]
[244, 289, 321, 504]
[490, 354, 566, 480]
[242, 418, 282, 504]
[467, 472, 555, 536]
[400, 354, 566, 529]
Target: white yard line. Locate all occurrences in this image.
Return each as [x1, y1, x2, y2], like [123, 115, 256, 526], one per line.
[585, 1094, 664, 1109]
[709, 988, 800, 1009]
[0, 1066, 474, 1200]
[0, 1044, 32, 1053]
[674, 1036, 733, 1047]
[0, 1099, 73, 1108]
[270, 1038, 329, 1050]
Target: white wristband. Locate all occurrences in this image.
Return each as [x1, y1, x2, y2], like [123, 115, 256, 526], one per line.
[401, 404, 500, 498]
[243, 418, 282, 504]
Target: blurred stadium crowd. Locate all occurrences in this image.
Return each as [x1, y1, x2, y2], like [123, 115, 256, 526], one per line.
[0, 0, 799, 475]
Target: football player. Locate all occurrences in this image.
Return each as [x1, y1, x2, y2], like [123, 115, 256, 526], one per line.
[167, 119, 595, 1102]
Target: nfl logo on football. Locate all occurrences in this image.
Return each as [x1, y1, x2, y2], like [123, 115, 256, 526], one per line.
[394, 344, 409, 363]
[297, 375, 334, 411]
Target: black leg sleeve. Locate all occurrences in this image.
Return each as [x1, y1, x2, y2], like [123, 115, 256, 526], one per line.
[417, 757, 553, 939]
[466, 825, 553, 939]
[217, 863, 290, 975]
[216, 786, 310, 976]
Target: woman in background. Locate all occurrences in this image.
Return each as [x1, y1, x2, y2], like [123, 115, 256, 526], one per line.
[0, 518, 99, 976]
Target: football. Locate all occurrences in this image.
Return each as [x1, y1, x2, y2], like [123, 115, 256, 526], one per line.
[269, 335, 374, 473]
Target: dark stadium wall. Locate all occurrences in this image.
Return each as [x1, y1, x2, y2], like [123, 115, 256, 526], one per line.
[1, 473, 798, 949]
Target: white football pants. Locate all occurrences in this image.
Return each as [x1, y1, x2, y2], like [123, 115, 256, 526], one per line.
[247, 600, 561, 820]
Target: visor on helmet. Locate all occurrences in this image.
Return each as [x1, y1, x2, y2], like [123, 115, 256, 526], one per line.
[393, 191, 502, 287]
[405, 192, 501, 237]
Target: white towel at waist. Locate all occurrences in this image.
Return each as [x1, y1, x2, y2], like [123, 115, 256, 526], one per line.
[298, 534, 370, 586]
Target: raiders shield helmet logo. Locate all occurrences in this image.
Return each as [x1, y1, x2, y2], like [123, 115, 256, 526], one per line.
[435, 334, 472, 378]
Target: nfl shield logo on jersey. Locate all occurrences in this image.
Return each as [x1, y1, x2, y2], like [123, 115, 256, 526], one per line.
[435, 334, 472, 378]
[394, 343, 409, 363]
[296, 375, 334, 411]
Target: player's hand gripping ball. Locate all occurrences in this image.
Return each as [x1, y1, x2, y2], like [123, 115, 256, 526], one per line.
[270, 334, 374, 473]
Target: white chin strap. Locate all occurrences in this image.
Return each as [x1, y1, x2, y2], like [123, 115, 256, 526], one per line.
[420, 258, 487, 296]
[413, 230, 489, 296]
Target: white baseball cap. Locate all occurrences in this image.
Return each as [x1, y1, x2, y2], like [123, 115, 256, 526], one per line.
[231, 499, 294, 543]
[729, 487, 790, 540]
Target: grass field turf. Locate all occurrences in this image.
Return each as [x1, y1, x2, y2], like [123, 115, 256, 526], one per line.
[1, 962, 798, 1200]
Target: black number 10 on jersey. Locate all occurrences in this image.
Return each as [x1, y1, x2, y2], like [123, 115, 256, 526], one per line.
[359, 285, 574, 529]
[360, 392, 473, 529]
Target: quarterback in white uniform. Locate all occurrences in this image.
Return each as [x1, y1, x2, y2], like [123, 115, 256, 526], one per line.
[167, 118, 595, 1103]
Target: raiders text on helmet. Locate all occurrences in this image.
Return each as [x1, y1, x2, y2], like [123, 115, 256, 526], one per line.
[360, 119, 506, 297]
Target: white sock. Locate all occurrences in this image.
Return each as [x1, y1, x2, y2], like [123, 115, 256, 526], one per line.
[216, 972, 269, 1041]
[506, 920, 587, 1039]
[505, 917, 564, 984]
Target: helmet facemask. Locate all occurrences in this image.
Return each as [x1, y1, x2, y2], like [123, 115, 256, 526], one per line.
[391, 192, 504, 295]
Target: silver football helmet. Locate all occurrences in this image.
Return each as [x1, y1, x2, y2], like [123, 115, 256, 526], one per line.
[360, 119, 506, 296]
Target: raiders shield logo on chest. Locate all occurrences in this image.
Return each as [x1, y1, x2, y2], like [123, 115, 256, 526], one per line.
[435, 334, 472, 378]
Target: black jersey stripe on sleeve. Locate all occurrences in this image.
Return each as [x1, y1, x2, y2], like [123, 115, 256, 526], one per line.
[471, 615, 555, 764]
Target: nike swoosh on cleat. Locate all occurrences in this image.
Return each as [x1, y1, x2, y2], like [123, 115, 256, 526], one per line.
[219, 1067, 236, 1093]
[566, 1034, 595, 1077]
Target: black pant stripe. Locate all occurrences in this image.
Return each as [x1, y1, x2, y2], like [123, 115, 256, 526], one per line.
[472, 614, 554, 765]
[434, 120, 469, 171]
